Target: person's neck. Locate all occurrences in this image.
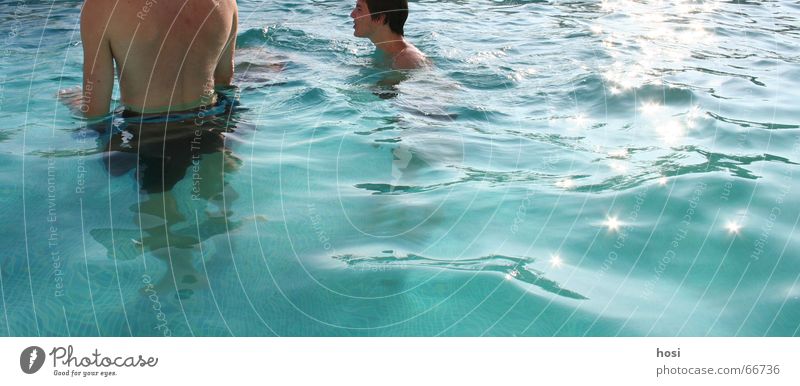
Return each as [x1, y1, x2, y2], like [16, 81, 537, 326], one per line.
[369, 29, 407, 57]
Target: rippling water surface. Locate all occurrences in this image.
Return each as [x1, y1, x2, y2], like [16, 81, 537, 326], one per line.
[0, 0, 799, 336]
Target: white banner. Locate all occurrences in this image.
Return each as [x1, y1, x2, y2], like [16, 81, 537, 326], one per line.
[0, 338, 796, 385]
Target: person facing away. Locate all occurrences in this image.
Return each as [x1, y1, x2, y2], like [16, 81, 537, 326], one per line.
[350, 0, 430, 70]
[79, 0, 238, 118]
[75, 0, 241, 296]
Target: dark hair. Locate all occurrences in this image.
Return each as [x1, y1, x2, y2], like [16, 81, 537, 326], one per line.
[366, 0, 408, 36]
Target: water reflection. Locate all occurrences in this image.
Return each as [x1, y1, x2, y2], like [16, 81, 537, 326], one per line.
[597, 0, 719, 94]
[88, 91, 243, 300]
[349, 66, 408, 100]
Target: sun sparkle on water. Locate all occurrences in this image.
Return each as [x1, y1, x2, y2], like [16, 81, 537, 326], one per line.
[726, 221, 742, 235]
[604, 216, 623, 232]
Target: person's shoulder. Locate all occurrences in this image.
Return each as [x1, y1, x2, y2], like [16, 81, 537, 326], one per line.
[81, 0, 115, 27]
[82, 0, 114, 16]
[393, 46, 431, 70]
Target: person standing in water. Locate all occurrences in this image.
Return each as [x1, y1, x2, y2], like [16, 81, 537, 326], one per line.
[350, 0, 430, 70]
[78, 0, 238, 117]
[71, 0, 241, 299]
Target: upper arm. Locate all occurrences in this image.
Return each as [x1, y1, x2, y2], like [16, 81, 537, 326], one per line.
[393, 49, 431, 70]
[214, 5, 238, 86]
[80, 0, 115, 118]
[393, 54, 420, 70]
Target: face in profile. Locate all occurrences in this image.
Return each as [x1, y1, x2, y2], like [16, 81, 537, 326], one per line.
[350, 0, 380, 38]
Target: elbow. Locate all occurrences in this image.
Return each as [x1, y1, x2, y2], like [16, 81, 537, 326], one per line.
[214, 70, 234, 87]
[214, 74, 233, 87]
[84, 109, 109, 120]
[83, 100, 110, 119]
[214, 57, 235, 86]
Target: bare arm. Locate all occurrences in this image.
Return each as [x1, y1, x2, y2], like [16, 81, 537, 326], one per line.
[80, 0, 115, 118]
[214, 5, 238, 86]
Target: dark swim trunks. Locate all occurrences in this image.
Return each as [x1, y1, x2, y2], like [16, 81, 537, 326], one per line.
[119, 90, 236, 120]
[101, 92, 238, 194]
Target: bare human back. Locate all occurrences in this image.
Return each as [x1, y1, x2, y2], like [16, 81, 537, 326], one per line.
[78, 0, 238, 117]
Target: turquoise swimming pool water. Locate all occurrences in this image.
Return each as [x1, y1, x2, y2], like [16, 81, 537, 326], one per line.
[1, 0, 799, 336]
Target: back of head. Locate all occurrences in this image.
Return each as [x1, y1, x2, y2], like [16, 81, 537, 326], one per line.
[366, 0, 408, 36]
